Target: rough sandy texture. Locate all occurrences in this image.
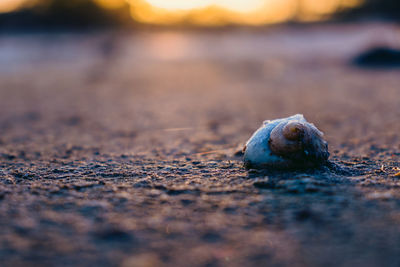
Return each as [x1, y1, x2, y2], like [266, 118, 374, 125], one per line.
[0, 23, 400, 267]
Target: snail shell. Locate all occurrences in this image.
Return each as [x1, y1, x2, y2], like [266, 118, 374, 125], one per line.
[243, 114, 329, 169]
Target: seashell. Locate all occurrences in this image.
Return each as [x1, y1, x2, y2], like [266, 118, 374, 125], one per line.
[243, 114, 329, 169]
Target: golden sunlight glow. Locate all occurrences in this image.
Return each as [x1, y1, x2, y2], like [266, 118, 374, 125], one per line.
[297, 0, 364, 21]
[93, 0, 127, 9]
[217, 0, 266, 13]
[0, 0, 27, 13]
[143, 0, 210, 11]
[127, 0, 364, 25]
[142, 0, 266, 13]
[0, 0, 364, 26]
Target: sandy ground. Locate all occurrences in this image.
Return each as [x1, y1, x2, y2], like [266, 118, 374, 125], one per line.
[0, 23, 400, 267]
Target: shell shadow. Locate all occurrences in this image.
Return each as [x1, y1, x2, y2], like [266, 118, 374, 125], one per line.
[247, 160, 355, 177]
[247, 161, 366, 195]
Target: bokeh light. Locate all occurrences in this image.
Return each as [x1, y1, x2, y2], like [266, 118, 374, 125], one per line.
[128, 0, 364, 25]
[0, 0, 28, 13]
[92, 0, 127, 10]
[0, 0, 364, 25]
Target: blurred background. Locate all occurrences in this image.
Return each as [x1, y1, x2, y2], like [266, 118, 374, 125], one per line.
[1, 1, 400, 267]
[0, 0, 399, 30]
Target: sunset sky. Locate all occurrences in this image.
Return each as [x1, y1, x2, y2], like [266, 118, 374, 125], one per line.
[0, 0, 363, 25]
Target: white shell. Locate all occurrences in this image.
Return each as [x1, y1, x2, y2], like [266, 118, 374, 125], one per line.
[243, 114, 329, 169]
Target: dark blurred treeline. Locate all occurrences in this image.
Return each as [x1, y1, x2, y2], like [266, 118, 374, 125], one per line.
[0, 0, 399, 32]
[341, 0, 400, 21]
[0, 0, 132, 32]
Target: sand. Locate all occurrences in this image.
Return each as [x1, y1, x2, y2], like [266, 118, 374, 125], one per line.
[0, 23, 400, 266]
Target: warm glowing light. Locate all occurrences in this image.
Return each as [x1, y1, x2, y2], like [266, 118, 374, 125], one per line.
[0, 0, 364, 26]
[142, 0, 265, 13]
[0, 0, 27, 13]
[144, 0, 210, 11]
[297, 0, 364, 21]
[145, 32, 192, 60]
[341, 0, 364, 8]
[216, 0, 265, 13]
[93, 0, 127, 9]
[127, 0, 363, 26]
